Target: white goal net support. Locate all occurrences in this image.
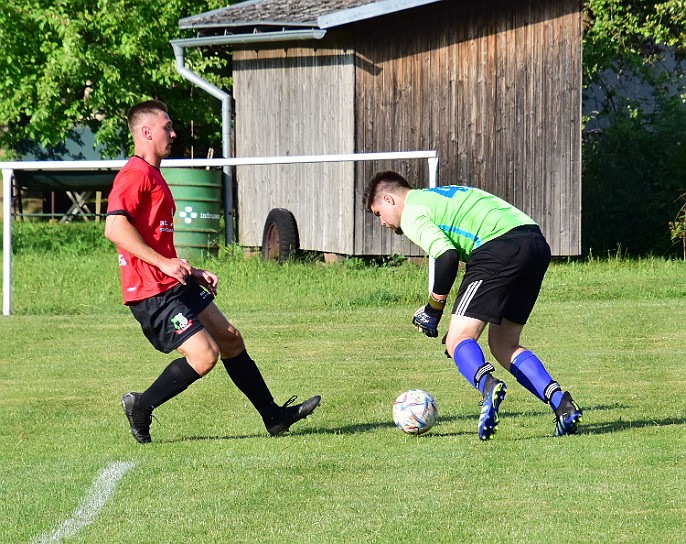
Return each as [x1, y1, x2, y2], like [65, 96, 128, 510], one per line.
[2, 151, 439, 316]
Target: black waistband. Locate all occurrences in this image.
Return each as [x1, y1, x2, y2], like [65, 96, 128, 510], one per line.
[508, 224, 541, 234]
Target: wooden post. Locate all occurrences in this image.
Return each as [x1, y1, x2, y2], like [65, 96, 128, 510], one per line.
[95, 191, 102, 223]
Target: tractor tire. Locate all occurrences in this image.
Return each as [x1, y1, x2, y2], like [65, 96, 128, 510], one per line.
[261, 208, 300, 262]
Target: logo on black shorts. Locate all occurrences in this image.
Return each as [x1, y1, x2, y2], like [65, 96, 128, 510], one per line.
[171, 312, 192, 334]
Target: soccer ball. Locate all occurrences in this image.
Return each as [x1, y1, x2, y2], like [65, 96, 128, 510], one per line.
[393, 389, 438, 435]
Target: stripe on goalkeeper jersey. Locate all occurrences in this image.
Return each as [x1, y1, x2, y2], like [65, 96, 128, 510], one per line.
[456, 280, 482, 316]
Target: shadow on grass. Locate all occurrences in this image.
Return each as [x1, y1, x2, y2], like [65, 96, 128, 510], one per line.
[307, 415, 473, 436]
[164, 421, 400, 443]
[507, 403, 686, 439]
[536, 402, 686, 436]
[579, 415, 686, 435]
[163, 413, 500, 442]
[160, 404, 685, 443]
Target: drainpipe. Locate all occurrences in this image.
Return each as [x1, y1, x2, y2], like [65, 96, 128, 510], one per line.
[170, 29, 326, 247]
[172, 42, 234, 247]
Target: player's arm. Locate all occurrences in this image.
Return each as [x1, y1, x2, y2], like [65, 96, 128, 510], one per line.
[190, 266, 218, 296]
[431, 248, 459, 302]
[104, 213, 191, 284]
[412, 249, 459, 337]
[402, 211, 460, 337]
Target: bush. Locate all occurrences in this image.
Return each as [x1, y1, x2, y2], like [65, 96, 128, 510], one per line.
[582, 98, 686, 256]
[5, 221, 112, 255]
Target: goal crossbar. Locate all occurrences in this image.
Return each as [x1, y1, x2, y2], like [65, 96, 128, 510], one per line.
[2, 150, 439, 316]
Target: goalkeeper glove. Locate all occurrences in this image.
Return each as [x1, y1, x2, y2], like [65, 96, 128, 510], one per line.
[412, 294, 446, 338]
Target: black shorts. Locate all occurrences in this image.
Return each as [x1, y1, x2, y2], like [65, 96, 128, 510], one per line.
[451, 225, 551, 325]
[128, 278, 215, 353]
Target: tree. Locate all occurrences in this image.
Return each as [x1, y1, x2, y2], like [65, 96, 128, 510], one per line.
[0, 0, 231, 159]
[584, 0, 686, 79]
[582, 0, 686, 256]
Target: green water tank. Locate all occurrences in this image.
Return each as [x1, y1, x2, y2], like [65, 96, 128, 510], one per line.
[161, 168, 222, 261]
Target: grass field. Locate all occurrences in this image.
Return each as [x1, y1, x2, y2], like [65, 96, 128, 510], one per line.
[1, 227, 685, 543]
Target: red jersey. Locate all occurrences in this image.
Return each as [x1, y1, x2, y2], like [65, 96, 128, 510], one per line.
[107, 156, 179, 304]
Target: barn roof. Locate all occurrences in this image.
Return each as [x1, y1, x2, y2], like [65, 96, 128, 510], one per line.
[179, 0, 442, 31]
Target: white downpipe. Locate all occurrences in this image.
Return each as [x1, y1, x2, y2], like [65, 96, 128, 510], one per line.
[172, 45, 231, 162]
[169, 29, 327, 247]
[3, 169, 13, 316]
[172, 43, 234, 246]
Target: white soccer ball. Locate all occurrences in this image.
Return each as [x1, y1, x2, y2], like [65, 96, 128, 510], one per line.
[393, 389, 438, 435]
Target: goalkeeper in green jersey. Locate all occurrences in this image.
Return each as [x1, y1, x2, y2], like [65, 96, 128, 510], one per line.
[365, 170, 582, 440]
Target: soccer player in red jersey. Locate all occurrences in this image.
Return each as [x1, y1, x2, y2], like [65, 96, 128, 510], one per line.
[106, 100, 320, 443]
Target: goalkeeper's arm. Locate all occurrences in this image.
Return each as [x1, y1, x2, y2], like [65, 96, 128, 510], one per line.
[412, 249, 459, 337]
[431, 248, 459, 302]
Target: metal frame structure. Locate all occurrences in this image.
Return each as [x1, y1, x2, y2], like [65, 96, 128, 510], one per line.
[2, 151, 438, 316]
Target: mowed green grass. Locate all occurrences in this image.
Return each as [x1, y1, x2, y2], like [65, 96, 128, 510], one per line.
[1, 244, 685, 543]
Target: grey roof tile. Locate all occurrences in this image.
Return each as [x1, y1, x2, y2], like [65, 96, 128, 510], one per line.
[180, 0, 381, 29]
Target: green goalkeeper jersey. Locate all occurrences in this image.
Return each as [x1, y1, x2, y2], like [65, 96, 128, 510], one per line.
[399, 186, 537, 262]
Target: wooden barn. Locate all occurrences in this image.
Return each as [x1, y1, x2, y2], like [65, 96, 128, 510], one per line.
[178, 0, 583, 258]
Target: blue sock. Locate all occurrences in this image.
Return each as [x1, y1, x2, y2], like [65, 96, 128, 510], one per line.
[509, 350, 563, 409]
[453, 339, 494, 395]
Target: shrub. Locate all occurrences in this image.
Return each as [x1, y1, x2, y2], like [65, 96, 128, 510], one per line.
[582, 97, 686, 256]
[6, 221, 111, 255]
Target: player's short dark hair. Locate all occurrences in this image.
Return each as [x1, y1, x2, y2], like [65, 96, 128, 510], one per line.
[127, 100, 168, 133]
[364, 170, 412, 211]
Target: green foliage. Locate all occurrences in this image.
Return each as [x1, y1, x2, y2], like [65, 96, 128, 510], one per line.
[584, 0, 686, 82]
[8, 221, 111, 254]
[581, 98, 686, 256]
[668, 192, 686, 259]
[582, 0, 686, 256]
[0, 0, 232, 159]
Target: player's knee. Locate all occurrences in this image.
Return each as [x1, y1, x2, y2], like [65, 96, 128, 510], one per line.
[187, 351, 219, 377]
[445, 335, 459, 358]
[179, 332, 220, 376]
[218, 326, 245, 357]
[445, 333, 476, 359]
[488, 339, 520, 367]
[199, 341, 221, 374]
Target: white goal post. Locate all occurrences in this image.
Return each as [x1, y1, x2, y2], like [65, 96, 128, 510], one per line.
[2, 151, 439, 316]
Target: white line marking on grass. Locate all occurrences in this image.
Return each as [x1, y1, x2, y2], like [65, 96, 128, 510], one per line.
[33, 461, 136, 544]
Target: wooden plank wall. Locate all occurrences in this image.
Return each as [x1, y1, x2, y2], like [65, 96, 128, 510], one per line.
[232, 47, 355, 252]
[353, 0, 582, 256]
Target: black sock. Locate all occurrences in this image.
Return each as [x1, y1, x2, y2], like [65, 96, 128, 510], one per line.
[139, 357, 201, 410]
[222, 350, 277, 419]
